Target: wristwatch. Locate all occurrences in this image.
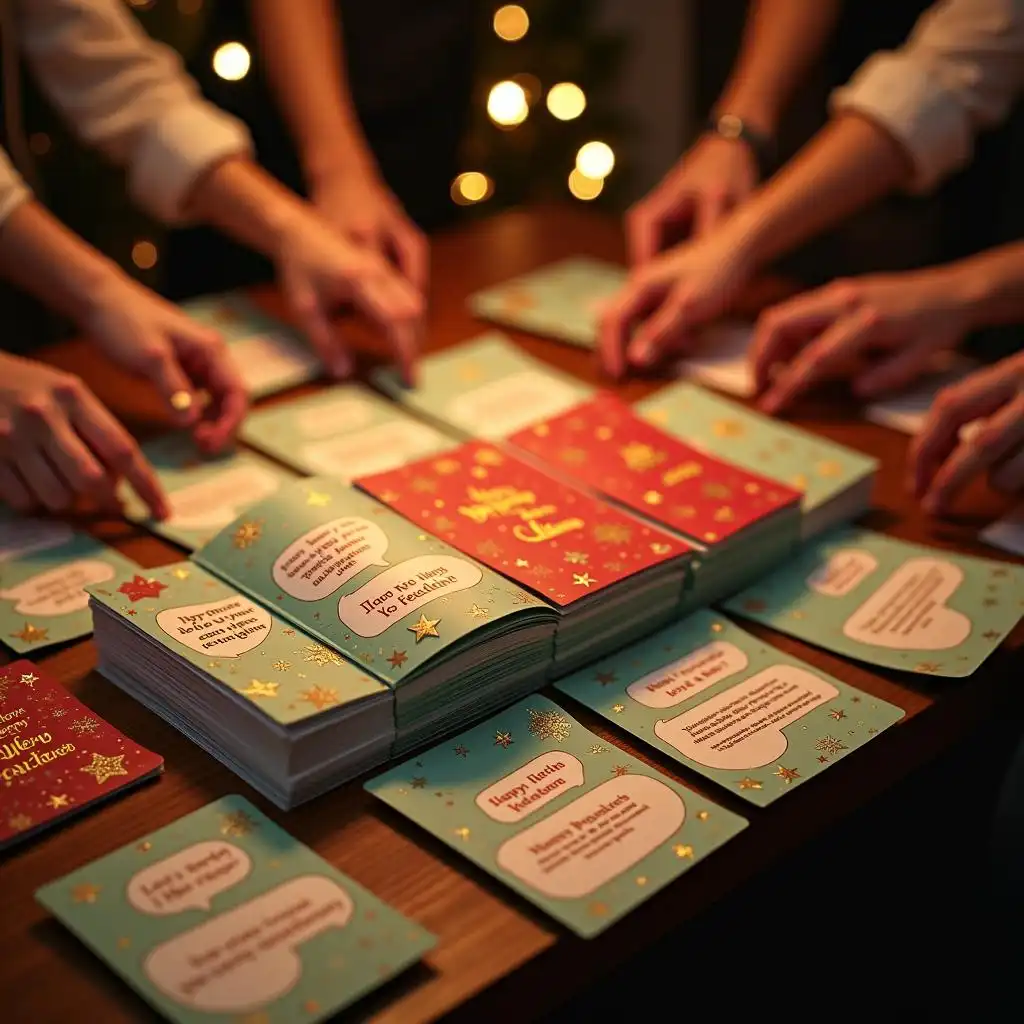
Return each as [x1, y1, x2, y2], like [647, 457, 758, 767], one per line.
[705, 113, 777, 179]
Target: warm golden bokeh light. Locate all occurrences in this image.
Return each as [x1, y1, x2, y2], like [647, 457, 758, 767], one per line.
[450, 171, 493, 205]
[576, 140, 615, 179]
[568, 168, 603, 201]
[132, 241, 159, 270]
[493, 5, 529, 42]
[547, 82, 586, 121]
[487, 80, 529, 127]
[212, 42, 251, 82]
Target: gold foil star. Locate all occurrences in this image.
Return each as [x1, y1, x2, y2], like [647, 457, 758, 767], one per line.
[703, 531, 719, 542]
[564, 550, 589, 565]
[453, 744, 470, 757]
[612, 703, 625, 714]
[982, 630, 1001, 641]
[79, 753, 128, 786]
[70, 717, 101, 736]
[467, 603, 490, 620]
[673, 844, 694, 859]
[593, 522, 632, 544]
[46, 793, 70, 809]
[514, 558, 530, 568]
[643, 490, 664, 506]
[696, 810, 710, 822]
[170, 567, 191, 580]
[611, 764, 629, 777]
[587, 901, 609, 917]
[744, 482, 761, 495]
[528, 707, 572, 741]
[494, 730, 514, 748]
[299, 685, 340, 710]
[712, 419, 745, 438]
[533, 422, 550, 437]
[595, 425, 613, 441]
[220, 810, 258, 837]
[71, 883, 101, 903]
[620, 442, 666, 471]
[774, 766, 800, 783]
[303, 643, 342, 667]
[649, 542, 671, 555]
[8, 813, 32, 832]
[710, 622, 724, 633]
[829, 708, 847, 721]
[242, 679, 279, 699]
[410, 476, 437, 493]
[10, 623, 48, 645]
[387, 649, 408, 668]
[232, 521, 262, 549]
[271, 660, 291, 671]
[572, 572, 596, 588]
[475, 447, 504, 466]
[915, 661, 943, 673]
[454, 826, 471, 840]
[305, 490, 332, 507]
[408, 614, 441, 642]
[587, 743, 609, 754]
[737, 777, 763, 791]
[410, 776, 427, 789]
[713, 506, 735, 523]
[19, 672, 38, 685]
[635, 875, 648, 886]
[816, 460, 842, 477]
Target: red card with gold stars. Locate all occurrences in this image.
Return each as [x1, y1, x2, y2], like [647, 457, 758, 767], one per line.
[357, 442, 690, 607]
[0, 660, 163, 850]
[507, 393, 802, 546]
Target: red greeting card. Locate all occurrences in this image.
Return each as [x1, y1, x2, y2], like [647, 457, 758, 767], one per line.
[0, 661, 163, 850]
[507, 393, 802, 545]
[357, 442, 689, 607]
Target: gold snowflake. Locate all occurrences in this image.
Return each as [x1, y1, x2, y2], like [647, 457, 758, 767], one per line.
[528, 708, 571, 742]
[815, 735, 847, 756]
[232, 521, 263, 549]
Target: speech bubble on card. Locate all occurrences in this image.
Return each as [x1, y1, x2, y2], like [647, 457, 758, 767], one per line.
[273, 516, 388, 601]
[157, 595, 272, 657]
[842, 557, 970, 650]
[654, 665, 838, 769]
[449, 371, 584, 438]
[338, 554, 483, 637]
[0, 559, 115, 615]
[476, 752, 584, 823]
[165, 464, 283, 532]
[127, 841, 251, 916]
[301, 420, 449, 480]
[496, 776, 684, 898]
[807, 548, 879, 597]
[0, 518, 74, 562]
[627, 641, 748, 709]
[144, 875, 353, 1013]
[295, 396, 375, 438]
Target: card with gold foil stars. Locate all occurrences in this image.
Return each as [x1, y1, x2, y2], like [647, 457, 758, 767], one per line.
[467, 257, 627, 349]
[554, 610, 904, 806]
[241, 382, 457, 480]
[0, 513, 140, 653]
[725, 527, 1024, 677]
[636, 382, 878, 539]
[357, 440, 690, 608]
[36, 795, 435, 1023]
[0, 659, 162, 851]
[372, 331, 593, 441]
[120, 433, 296, 552]
[366, 695, 746, 938]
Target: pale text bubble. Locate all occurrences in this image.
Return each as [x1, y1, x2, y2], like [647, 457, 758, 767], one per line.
[127, 840, 252, 916]
[0, 559, 114, 615]
[166, 464, 283, 531]
[627, 641, 748, 709]
[476, 752, 584, 823]
[230, 334, 319, 394]
[0, 518, 74, 562]
[157, 596, 272, 657]
[301, 420, 449, 480]
[449, 371, 584, 438]
[807, 548, 879, 597]
[295, 396, 375, 438]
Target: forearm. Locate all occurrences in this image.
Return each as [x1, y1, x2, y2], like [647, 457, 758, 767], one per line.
[249, 0, 373, 184]
[715, 0, 844, 133]
[945, 243, 1024, 330]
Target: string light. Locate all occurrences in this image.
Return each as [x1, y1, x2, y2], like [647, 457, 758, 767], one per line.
[576, 141, 614, 179]
[493, 5, 529, 42]
[212, 42, 251, 82]
[547, 82, 586, 121]
[450, 172, 493, 206]
[568, 169, 603, 201]
[132, 241, 159, 270]
[487, 80, 529, 127]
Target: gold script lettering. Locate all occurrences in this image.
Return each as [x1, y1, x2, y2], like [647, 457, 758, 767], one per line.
[662, 461, 703, 487]
[512, 518, 586, 543]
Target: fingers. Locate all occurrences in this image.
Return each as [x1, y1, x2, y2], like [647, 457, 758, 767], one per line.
[626, 191, 691, 265]
[598, 270, 669, 379]
[990, 445, 1024, 495]
[351, 267, 422, 386]
[13, 449, 70, 512]
[852, 341, 935, 398]
[282, 259, 351, 379]
[389, 216, 430, 296]
[0, 462, 32, 512]
[131, 331, 201, 429]
[693, 189, 729, 238]
[625, 287, 696, 368]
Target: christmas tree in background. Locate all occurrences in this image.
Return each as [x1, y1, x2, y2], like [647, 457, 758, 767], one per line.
[452, 2, 633, 215]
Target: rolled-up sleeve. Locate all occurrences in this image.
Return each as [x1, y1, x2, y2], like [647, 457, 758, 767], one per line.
[14, 0, 253, 223]
[0, 147, 32, 228]
[830, 0, 1024, 193]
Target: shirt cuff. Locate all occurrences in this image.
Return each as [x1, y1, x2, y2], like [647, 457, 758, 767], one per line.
[128, 102, 253, 224]
[830, 51, 973, 194]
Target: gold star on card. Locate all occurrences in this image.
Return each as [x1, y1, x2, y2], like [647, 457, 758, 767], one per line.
[71, 883, 101, 903]
[79, 753, 129, 786]
[410, 776, 427, 789]
[299, 685, 340, 710]
[611, 703, 625, 714]
[611, 765, 629, 777]
[387, 649, 408, 668]
[915, 661, 942, 673]
[477, 539, 502, 558]
[563, 550, 589, 565]
[828, 708, 846, 720]
[303, 643, 342, 667]
[649, 542, 671, 555]
[408, 614, 441, 642]
[587, 901, 609, 918]
[572, 572, 596, 588]
[514, 558, 530, 568]
[774, 765, 800, 783]
[46, 793, 70, 809]
[816, 460, 842, 478]
[20, 672, 38, 685]
[433, 457, 461, 475]
[595, 670, 617, 686]
[635, 875, 648, 886]
[475, 448, 504, 466]
[982, 630, 1001, 641]
[620, 442, 666, 471]
[242, 679, 279, 699]
[232, 521, 262, 549]
[8, 813, 32, 832]
[696, 810, 709, 822]
[713, 506, 735, 523]
[454, 826, 471, 840]
[467, 604, 490, 620]
[70, 717, 101, 736]
[593, 522, 632, 544]
[453, 745, 470, 758]
[170, 567, 191, 580]
[494, 731, 514, 748]
[673, 844, 694, 859]
[410, 477, 437, 493]
[743, 482, 761, 495]
[643, 490, 663, 506]
[305, 490, 332, 507]
[271, 660, 291, 671]
[710, 622, 724, 633]
[533, 423, 550, 437]
[595, 425, 613, 441]
[737, 777, 762, 791]
[528, 707, 572, 741]
[10, 623, 48, 645]
[220, 810, 258, 837]
[712, 419, 745, 438]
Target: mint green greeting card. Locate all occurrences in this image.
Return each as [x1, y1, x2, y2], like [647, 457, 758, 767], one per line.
[121, 434, 296, 551]
[468, 257, 627, 349]
[366, 695, 747, 938]
[554, 610, 904, 806]
[372, 332, 593, 440]
[193, 475, 553, 689]
[36, 796, 435, 1023]
[241, 384, 456, 480]
[182, 292, 321, 398]
[724, 527, 1023, 677]
[0, 515, 138, 652]
[636, 382, 878, 538]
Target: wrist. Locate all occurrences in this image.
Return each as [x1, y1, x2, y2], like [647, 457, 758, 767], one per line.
[944, 262, 1002, 333]
[64, 258, 132, 330]
[712, 90, 779, 138]
[302, 136, 379, 191]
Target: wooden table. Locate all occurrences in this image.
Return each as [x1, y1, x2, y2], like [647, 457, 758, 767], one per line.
[3, 205, 1021, 1022]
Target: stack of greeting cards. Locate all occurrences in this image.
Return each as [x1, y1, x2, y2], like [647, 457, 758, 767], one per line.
[357, 441, 692, 671]
[88, 564, 393, 808]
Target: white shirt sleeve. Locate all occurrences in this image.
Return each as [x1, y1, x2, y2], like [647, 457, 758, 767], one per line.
[0, 146, 32, 228]
[830, 0, 1024, 193]
[13, 0, 253, 224]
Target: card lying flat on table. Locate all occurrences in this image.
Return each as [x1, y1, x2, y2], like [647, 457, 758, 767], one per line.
[554, 611, 904, 806]
[366, 696, 747, 938]
[672, 323, 758, 397]
[981, 504, 1024, 558]
[863, 353, 979, 435]
[121, 435, 295, 551]
[0, 514, 139, 652]
[725, 527, 1023, 677]
[0, 660, 163, 850]
[373, 332, 592, 440]
[240, 384, 456, 479]
[36, 796, 435, 1023]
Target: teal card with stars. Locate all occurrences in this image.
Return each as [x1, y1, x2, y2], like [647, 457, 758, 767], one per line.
[121, 434, 296, 552]
[724, 527, 1024, 677]
[0, 514, 139, 653]
[36, 795, 435, 1024]
[372, 332, 593, 440]
[553, 610, 905, 806]
[365, 696, 747, 937]
[240, 383, 456, 480]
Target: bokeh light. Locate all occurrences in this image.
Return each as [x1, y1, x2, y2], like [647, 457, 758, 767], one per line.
[576, 141, 615, 179]
[212, 42, 251, 82]
[487, 80, 529, 127]
[568, 169, 603, 201]
[450, 172, 494, 206]
[512, 72, 543, 107]
[547, 83, 586, 120]
[493, 5, 529, 42]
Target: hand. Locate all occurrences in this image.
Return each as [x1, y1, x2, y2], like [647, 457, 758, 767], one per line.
[0, 352, 167, 517]
[909, 352, 1024, 515]
[598, 230, 756, 379]
[83, 274, 248, 453]
[626, 135, 758, 264]
[274, 208, 424, 384]
[311, 168, 428, 294]
[752, 270, 974, 415]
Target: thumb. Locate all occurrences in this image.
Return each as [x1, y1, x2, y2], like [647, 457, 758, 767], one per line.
[853, 342, 934, 398]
